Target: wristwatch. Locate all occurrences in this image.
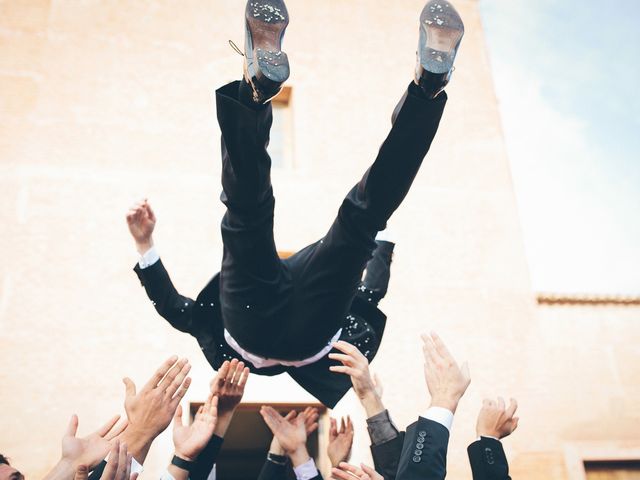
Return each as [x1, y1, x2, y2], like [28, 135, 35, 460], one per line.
[172, 455, 195, 472]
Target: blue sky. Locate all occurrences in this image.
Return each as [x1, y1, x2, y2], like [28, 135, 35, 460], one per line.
[479, 0, 640, 295]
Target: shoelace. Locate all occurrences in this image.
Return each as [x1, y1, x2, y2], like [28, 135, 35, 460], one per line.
[228, 39, 244, 57]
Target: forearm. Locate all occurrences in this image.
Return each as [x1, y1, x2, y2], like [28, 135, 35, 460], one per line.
[120, 428, 155, 465]
[213, 410, 236, 438]
[43, 460, 75, 480]
[361, 391, 385, 418]
[167, 464, 189, 480]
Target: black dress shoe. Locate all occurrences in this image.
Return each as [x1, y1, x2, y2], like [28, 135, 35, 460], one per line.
[244, 0, 290, 104]
[415, 0, 464, 98]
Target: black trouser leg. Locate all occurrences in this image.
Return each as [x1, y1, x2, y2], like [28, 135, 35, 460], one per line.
[216, 81, 291, 353]
[285, 84, 447, 355]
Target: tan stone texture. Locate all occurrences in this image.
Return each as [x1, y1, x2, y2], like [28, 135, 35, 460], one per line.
[1, 1, 638, 479]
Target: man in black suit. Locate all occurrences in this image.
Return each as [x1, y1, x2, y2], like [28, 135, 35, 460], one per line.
[127, 0, 464, 408]
[330, 332, 471, 480]
[467, 397, 519, 480]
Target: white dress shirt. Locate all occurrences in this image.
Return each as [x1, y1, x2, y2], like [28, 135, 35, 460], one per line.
[139, 247, 341, 368]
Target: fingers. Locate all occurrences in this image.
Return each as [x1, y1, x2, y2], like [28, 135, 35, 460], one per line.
[506, 398, 518, 418]
[66, 414, 79, 437]
[96, 415, 121, 438]
[105, 419, 128, 441]
[173, 404, 184, 428]
[329, 365, 357, 376]
[123, 454, 132, 480]
[122, 378, 136, 399]
[102, 440, 120, 480]
[337, 462, 366, 479]
[346, 416, 354, 434]
[212, 361, 231, 391]
[209, 395, 219, 422]
[361, 463, 380, 480]
[328, 353, 354, 366]
[260, 406, 283, 434]
[143, 355, 179, 392]
[229, 359, 244, 384]
[159, 358, 190, 395]
[74, 465, 89, 480]
[332, 341, 365, 362]
[340, 417, 346, 433]
[429, 331, 454, 361]
[237, 367, 250, 389]
[170, 377, 192, 407]
[115, 442, 128, 480]
[143, 201, 156, 222]
[329, 417, 338, 440]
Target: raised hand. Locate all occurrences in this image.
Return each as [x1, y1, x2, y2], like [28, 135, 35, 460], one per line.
[329, 341, 385, 417]
[209, 359, 250, 437]
[75, 440, 137, 480]
[327, 417, 354, 468]
[260, 406, 311, 467]
[120, 356, 191, 463]
[173, 393, 219, 461]
[61, 414, 128, 471]
[422, 332, 470, 413]
[126, 199, 156, 254]
[268, 408, 319, 456]
[331, 462, 383, 480]
[476, 397, 519, 439]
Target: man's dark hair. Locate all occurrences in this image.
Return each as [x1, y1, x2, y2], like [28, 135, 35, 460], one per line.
[0, 455, 9, 466]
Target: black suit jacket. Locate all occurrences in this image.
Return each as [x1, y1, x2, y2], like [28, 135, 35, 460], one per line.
[370, 432, 405, 480]
[395, 417, 449, 480]
[467, 437, 511, 480]
[133, 260, 387, 408]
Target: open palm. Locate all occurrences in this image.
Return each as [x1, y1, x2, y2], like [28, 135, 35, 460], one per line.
[61, 414, 127, 470]
[173, 394, 219, 461]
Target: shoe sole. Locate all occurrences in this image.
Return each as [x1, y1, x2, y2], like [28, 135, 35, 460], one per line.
[418, 1, 464, 74]
[245, 0, 290, 97]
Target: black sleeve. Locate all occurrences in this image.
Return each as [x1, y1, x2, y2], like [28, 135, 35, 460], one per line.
[190, 435, 225, 480]
[370, 432, 405, 480]
[256, 456, 288, 480]
[467, 437, 511, 480]
[87, 460, 107, 480]
[395, 418, 449, 480]
[133, 259, 197, 335]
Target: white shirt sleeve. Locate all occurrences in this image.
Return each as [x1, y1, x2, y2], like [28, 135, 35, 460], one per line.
[476, 435, 501, 441]
[420, 406, 454, 432]
[293, 458, 319, 480]
[138, 246, 160, 269]
[159, 470, 175, 480]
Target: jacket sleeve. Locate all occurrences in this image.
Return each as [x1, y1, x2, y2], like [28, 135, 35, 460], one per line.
[370, 432, 405, 480]
[133, 259, 197, 336]
[395, 418, 449, 480]
[467, 437, 511, 480]
[190, 435, 225, 480]
[256, 457, 288, 480]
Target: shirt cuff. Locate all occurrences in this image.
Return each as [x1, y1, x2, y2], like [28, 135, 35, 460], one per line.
[138, 246, 160, 269]
[160, 470, 175, 480]
[293, 458, 319, 480]
[366, 409, 400, 445]
[105, 453, 144, 475]
[476, 435, 501, 442]
[421, 406, 454, 432]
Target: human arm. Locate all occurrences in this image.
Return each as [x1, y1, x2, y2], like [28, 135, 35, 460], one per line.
[327, 417, 354, 468]
[167, 392, 219, 480]
[126, 200, 197, 334]
[119, 356, 192, 465]
[467, 397, 518, 480]
[187, 359, 250, 480]
[260, 406, 322, 480]
[395, 332, 471, 480]
[43, 415, 128, 480]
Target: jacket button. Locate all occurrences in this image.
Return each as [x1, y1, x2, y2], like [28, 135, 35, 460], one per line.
[417, 437, 425, 444]
[418, 431, 427, 437]
[412, 456, 421, 463]
[415, 443, 424, 449]
[414, 450, 423, 456]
